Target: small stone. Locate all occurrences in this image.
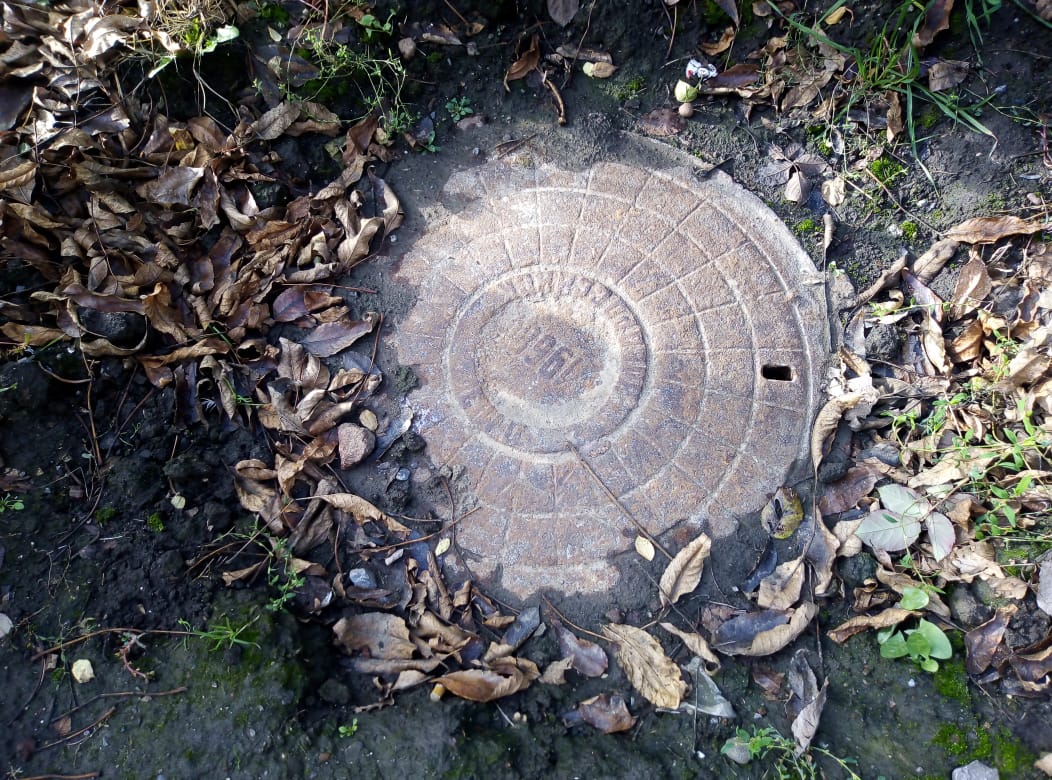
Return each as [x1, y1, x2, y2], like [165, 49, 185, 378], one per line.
[952, 760, 999, 780]
[678, 102, 694, 118]
[397, 37, 416, 60]
[318, 678, 350, 705]
[359, 409, 378, 431]
[338, 424, 375, 469]
[71, 659, 95, 683]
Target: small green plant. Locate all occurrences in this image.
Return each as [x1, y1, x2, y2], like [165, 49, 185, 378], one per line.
[356, 10, 394, 44]
[877, 607, 953, 673]
[265, 538, 306, 612]
[95, 505, 118, 524]
[178, 615, 260, 651]
[338, 719, 359, 738]
[416, 130, 440, 154]
[146, 512, 166, 532]
[613, 75, 646, 102]
[445, 96, 473, 122]
[254, 1, 290, 25]
[793, 217, 820, 236]
[0, 493, 25, 513]
[722, 726, 861, 779]
[900, 220, 918, 240]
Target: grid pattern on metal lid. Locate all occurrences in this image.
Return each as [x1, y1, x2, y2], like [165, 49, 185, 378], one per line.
[393, 159, 826, 597]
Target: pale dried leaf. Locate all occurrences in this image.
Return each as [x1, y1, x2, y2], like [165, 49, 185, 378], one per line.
[827, 607, 916, 643]
[602, 623, 686, 709]
[333, 613, 416, 659]
[553, 622, 608, 677]
[547, 0, 579, 26]
[659, 532, 711, 606]
[756, 556, 805, 610]
[635, 535, 655, 561]
[574, 693, 636, 733]
[945, 215, 1047, 244]
[659, 622, 721, 673]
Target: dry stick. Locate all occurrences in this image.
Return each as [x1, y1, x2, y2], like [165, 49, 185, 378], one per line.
[442, 0, 470, 28]
[563, 0, 599, 88]
[6, 657, 47, 726]
[542, 596, 605, 642]
[38, 706, 117, 751]
[853, 169, 937, 234]
[32, 627, 204, 663]
[542, 74, 568, 125]
[365, 509, 476, 553]
[53, 687, 188, 723]
[566, 442, 673, 561]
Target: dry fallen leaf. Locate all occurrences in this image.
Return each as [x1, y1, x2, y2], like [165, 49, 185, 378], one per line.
[659, 621, 722, 673]
[552, 621, 609, 678]
[571, 693, 636, 733]
[659, 532, 711, 606]
[635, 535, 656, 561]
[504, 35, 540, 90]
[756, 555, 805, 610]
[547, 0, 579, 26]
[827, 607, 917, 643]
[602, 623, 687, 709]
[712, 603, 817, 656]
[434, 657, 540, 702]
[945, 215, 1047, 244]
[333, 613, 417, 659]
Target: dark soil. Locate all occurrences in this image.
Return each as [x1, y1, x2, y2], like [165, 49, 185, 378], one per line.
[2, 1, 1051, 778]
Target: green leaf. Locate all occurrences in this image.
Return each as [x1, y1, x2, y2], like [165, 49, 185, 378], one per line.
[899, 586, 930, 611]
[877, 484, 931, 520]
[856, 508, 922, 552]
[879, 632, 910, 659]
[905, 628, 932, 658]
[915, 619, 952, 659]
[921, 657, 939, 673]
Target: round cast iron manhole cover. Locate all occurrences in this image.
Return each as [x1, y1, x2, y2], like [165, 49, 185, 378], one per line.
[393, 159, 826, 597]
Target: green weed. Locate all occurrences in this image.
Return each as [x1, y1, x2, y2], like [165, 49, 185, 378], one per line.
[722, 726, 861, 779]
[0, 493, 25, 513]
[445, 96, 473, 122]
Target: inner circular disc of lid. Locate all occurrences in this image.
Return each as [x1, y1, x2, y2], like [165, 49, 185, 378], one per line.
[393, 158, 827, 598]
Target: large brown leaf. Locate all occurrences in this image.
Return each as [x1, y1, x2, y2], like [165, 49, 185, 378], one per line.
[945, 215, 1047, 244]
[333, 613, 416, 659]
[602, 623, 686, 709]
[434, 657, 539, 702]
[659, 532, 711, 607]
[298, 313, 379, 357]
[712, 603, 817, 656]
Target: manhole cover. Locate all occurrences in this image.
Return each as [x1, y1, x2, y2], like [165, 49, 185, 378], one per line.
[393, 159, 826, 597]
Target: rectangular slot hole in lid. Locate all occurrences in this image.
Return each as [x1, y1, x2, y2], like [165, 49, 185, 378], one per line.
[761, 365, 793, 381]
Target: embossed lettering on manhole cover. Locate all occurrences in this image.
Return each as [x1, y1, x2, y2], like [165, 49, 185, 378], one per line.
[393, 160, 826, 597]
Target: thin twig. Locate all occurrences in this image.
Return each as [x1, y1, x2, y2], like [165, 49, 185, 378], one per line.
[542, 596, 605, 641]
[38, 706, 117, 751]
[566, 442, 672, 560]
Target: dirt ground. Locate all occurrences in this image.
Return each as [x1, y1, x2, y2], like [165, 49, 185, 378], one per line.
[2, 0, 1052, 778]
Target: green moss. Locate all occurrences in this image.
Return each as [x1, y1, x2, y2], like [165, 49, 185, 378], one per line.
[900, 220, 918, 241]
[95, 505, 118, 524]
[918, 108, 940, 129]
[932, 657, 971, 703]
[992, 728, 1035, 777]
[793, 217, 819, 236]
[613, 75, 646, 102]
[146, 512, 165, 532]
[868, 156, 907, 186]
[932, 723, 974, 757]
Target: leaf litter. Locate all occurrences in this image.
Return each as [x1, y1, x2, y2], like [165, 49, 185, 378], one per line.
[3, 0, 1051, 763]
